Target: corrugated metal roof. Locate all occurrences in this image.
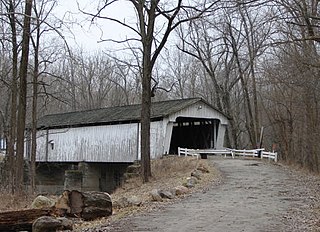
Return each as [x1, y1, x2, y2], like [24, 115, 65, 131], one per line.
[37, 98, 206, 129]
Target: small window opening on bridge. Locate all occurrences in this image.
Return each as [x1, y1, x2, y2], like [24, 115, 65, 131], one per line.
[48, 140, 54, 150]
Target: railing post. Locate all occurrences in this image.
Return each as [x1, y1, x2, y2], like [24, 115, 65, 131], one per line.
[178, 147, 181, 156]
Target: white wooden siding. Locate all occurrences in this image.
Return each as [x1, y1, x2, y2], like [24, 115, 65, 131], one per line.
[168, 102, 228, 125]
[216, 124, 227, 149]
[36, 121, 166, 162]
[37, 124, 139, 162]
[162, 119, 173, 155]
[150, 121, 165, 158]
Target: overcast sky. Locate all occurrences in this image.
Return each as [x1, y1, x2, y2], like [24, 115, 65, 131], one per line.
[54, 0, 136, 52]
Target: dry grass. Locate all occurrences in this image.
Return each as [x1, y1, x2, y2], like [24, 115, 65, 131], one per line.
[0, 192, 35, 212]
[152, 155, 200, 177]
[112, 156, 211, 202]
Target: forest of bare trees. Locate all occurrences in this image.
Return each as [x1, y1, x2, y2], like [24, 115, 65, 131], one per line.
[1, 0, 320, 193]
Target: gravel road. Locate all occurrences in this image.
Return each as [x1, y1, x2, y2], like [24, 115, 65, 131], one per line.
[85, 157, 320, 232]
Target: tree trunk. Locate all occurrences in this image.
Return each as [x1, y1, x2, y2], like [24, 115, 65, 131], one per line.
[30, 14, 41, 194]
[138, 1, 157, 183]
[7, 0, 19, 194]
[30, 59, 38, 194]
[15, 0, 33, 193]
[231, 38, 257, 147]
[239, 5, 260, 145]
[140, 59, 152, 183]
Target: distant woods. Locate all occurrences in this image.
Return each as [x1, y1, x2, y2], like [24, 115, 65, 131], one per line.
[1, 0, 320, 193]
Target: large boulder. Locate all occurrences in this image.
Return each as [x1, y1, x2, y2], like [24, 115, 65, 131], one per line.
[151, 189, 175, 201]
[114, 196, 142, 208]
[191, 169, 202, 180]
[197, 165, 210, 173]
[159, 190, 174, 199]
[150, 189, 163, 202]
[32, 216, 73, 232]
[31, 196, 55, 209]
[127, 195, 142, 206]
[55, 190, 112, 220]
[173, 186, 189, 195]
[76, 191, 112, 220]
[184, 177, 198, 188]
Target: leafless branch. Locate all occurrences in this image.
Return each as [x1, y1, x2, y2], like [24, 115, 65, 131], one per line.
[98, 37, 141, 44]
[79, 9, 141, 37]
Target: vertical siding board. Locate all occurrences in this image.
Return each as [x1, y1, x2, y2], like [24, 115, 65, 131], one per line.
[216, 124, 227, 149]
[36, 130, 47, 161]
[150, 121, 165, 159]
[162, 118, 173, 155]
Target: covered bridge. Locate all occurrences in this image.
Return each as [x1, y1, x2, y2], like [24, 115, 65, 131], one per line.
[26, 98, 228, 193]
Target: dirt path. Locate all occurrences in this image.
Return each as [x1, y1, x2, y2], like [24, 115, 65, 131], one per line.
[85, 157, 320, 232]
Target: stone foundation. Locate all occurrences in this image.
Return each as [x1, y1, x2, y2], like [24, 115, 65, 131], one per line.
[34, 162, 130, 194]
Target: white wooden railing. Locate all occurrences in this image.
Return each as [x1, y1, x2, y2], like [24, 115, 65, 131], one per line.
[177, 147, 201, 159]
[261, 151, 278, 162]
[178, 147, 278, 162]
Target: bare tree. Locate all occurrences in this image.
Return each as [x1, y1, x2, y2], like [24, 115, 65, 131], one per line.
[28, 0, 60, 193]
[81, 0, 220, 182]
[161, 49, 202, 99]
[177, 1, 275, 148]
[109, 56, 142, 105]
[15, 0, 33, 193]
[0, 52, 12, 156]
[45, 50, 134, 112]
[261, 0, 320, 171]
[0, 0, 21, 193]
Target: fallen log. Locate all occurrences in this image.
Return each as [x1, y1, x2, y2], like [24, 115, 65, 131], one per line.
[0, 190, 112, 231]
[0, 208, 53, 231]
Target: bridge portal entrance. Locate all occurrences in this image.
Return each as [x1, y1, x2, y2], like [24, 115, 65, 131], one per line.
[169, 117, 220, 154]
